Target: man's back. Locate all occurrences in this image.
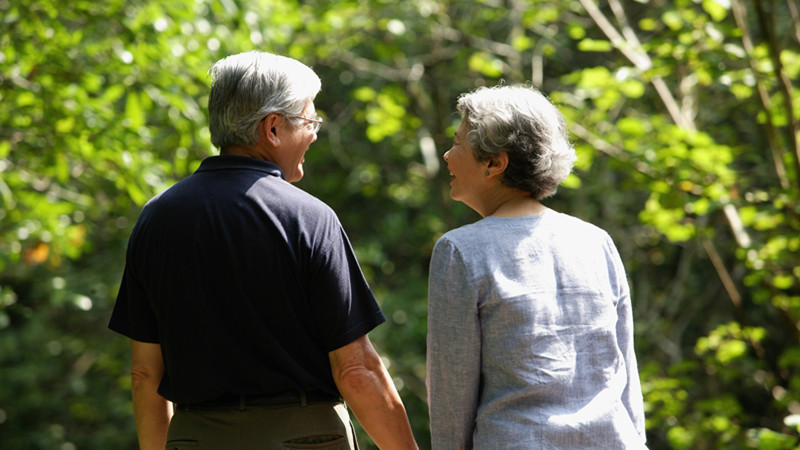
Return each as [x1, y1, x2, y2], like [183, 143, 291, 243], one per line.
[112, 155, 384, 404]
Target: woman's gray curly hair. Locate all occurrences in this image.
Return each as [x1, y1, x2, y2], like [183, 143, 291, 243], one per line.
[456, 84, 576, 200]
[208, 51, 321, 150]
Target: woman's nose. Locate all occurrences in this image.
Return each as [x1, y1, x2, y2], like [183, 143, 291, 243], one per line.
[443, 150, 449, 161]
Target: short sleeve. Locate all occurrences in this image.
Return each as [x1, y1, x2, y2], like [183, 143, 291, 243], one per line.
[108, 264, 160, 343]
[306, 215, 385, 352]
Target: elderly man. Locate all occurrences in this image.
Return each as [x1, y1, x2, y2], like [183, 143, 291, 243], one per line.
[109, 51, 417, 450]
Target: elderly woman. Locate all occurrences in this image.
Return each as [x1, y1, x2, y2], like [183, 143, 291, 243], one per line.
[427, 85, 646, 449]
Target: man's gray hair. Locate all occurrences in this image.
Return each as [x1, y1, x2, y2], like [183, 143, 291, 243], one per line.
[208, 51, 322, 150]
[457, 84, 576, 200]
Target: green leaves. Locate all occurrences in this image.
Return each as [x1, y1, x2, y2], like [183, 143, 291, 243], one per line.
[356, 86, 412, 143]
[702, 0, 729, 22]
[468, 52, 504, 78]
[695, 323, 762, 365]
[1, 0, 799, 448]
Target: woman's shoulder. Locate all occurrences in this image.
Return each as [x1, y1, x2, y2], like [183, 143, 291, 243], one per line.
[541, 211, 621, 260]
[542, 210, 608, 236]
[434, 210, 614, 254]
[436, 217, 499, 246]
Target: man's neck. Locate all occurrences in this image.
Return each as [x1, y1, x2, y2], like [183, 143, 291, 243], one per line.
[221, 145, 262, 160]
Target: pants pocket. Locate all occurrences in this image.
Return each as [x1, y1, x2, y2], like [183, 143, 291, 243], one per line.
[282, 434, 349, 449]
[166, 440, 200, 449]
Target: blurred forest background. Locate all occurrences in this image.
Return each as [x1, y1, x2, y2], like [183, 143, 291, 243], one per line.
[1, 0, 799, 448]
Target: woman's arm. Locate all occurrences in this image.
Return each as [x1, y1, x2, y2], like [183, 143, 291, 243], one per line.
[427, 239, 482, 449]
[605, 237, 646, 441]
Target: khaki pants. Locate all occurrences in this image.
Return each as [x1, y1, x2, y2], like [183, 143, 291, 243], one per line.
[166, 401, 358, 449]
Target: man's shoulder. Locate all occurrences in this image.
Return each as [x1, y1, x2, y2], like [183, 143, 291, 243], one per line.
[262, 180, 335, 216]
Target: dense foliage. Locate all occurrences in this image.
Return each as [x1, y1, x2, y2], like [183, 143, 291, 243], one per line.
[1, 0, 798, 448]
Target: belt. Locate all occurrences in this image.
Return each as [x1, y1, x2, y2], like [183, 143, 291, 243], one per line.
[176, 390, 340, 410]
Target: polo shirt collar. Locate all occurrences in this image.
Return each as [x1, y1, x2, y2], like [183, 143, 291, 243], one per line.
[196, 155, 285, 180]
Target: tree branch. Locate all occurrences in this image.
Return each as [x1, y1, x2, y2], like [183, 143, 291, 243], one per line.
[579, 0, 695, 130]
[701, 237, 742, 312]
[730, 0, 790, 189]
[753, 0, 800, 193]
[786, 0, 800, 48]
[570, 123, 658, 177]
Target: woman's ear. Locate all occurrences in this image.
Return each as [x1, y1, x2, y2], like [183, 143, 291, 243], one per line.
[260, 114, 281, 146]
[487, 151, 509, 176]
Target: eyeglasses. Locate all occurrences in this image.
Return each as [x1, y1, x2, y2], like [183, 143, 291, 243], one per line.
[289, 114, 323, 133]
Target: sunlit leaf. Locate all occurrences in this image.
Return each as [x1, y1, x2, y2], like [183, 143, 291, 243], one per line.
[716, 340, 747, 364]
[577, 38, 612, 52]
[124, 91, 145, 130]
[468, 52, 503, 78]
[702, 0, 728, 22]
[561, 173, 581, 189]
[662, 10, 684, 30]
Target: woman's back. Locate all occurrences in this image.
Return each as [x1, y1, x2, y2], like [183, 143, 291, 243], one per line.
[427, 211, 645, 449]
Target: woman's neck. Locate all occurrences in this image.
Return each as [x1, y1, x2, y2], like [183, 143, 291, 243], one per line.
[487, 193, 547, 218]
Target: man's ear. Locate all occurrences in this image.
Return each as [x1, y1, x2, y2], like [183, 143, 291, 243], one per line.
[487, 151, 509, 176]
[260, 114, 281, 146]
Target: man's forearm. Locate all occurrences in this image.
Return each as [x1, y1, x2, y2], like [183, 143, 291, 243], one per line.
[132, 381, 173, 450]
[130, 340, 172, 450]
[338, 365, 418, 450]
[330, 336, 417, 450]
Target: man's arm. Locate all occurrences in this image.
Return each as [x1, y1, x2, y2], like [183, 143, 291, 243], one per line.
[130, 340, 173, 450]
[329, 335, 418, 450]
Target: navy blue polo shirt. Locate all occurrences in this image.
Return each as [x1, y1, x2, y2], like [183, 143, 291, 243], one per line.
[109, 155, 385, 404]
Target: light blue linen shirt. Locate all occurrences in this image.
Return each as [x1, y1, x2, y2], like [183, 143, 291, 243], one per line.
[427, 211, 646, 449]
